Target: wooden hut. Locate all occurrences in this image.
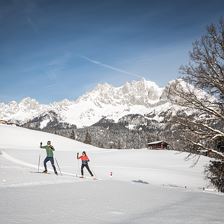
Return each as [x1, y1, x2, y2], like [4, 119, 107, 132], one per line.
[148, 141, 168, 150]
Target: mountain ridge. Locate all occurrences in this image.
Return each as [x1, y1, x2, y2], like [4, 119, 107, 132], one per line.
[0, 79, 170, 127]
[1, 78, 206, 149]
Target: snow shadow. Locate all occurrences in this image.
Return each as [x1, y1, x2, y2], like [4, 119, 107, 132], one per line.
[132, 179, 149, 184]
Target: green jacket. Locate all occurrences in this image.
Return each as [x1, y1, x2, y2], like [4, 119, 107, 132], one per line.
[41, 145, 55, 157]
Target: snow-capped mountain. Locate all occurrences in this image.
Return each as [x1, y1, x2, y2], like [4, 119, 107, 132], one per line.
[22, 110, 76, 130]
[0, 98, 48, 124]
[76, 79, 163, 106]
[0, 79, 169, 128]
[1, 78, 211, 149]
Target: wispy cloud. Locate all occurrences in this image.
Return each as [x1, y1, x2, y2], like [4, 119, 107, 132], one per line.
[45, 53, 71, 81]
[47, 52, 71, 67]
[26, 17, 39, 34]
[80, 55, 143, 79]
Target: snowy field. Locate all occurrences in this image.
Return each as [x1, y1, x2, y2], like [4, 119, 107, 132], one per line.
[0, 125, 223, 224]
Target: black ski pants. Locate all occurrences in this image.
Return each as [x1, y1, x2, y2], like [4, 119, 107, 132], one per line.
[44, 157, 57, 173]
[81, 164, 93, 176]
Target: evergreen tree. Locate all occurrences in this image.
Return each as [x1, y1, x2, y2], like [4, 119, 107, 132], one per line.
[70, 130, 76, 139]
[84, 131, 91, 144]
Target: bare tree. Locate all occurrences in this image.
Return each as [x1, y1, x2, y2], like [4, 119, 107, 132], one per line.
[168, 18, 224, 160]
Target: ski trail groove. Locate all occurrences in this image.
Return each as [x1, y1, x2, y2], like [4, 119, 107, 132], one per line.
[1, 150, 76, 177]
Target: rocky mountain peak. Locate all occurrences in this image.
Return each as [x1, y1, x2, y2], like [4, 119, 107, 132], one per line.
[76, 79, 164, 107]
[0, 79, 174, 127]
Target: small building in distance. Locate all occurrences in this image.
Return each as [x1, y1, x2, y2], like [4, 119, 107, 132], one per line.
[0, 119, 18, 126]
[0, 120, 8, 125]
[148, 141, 169, 150]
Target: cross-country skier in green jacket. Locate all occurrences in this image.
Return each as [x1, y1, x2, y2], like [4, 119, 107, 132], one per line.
[40, 141, 58, 175]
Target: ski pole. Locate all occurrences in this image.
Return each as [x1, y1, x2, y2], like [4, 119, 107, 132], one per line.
[37, 153, 41, 173]
[76, 157, 80, 177]
[55, 158, 62, 176]
[76, 152, 80, 177]
[91, 157, 97, 178]
[90, 159, 97, 178]
[91, 167, 97, 179]
[38, 142, 43, 172]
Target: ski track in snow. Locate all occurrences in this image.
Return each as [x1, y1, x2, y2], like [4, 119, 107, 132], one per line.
[0, 150, 99, 188]
[0, 149, 219, 194]
[1, 150, 89, 177]
[0, 126, 224, 224]
[0, 125, 220, 193]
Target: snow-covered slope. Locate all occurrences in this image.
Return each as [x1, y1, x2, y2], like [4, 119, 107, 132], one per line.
[0, 124, 99, 151]
[1, 124, 223, 224]
[0, 79, 167, 128]
[0, 124, 211, 188]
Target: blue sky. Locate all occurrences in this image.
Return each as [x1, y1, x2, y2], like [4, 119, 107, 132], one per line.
[0, 0, 224, 103]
